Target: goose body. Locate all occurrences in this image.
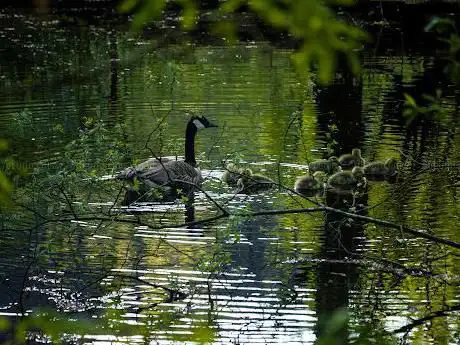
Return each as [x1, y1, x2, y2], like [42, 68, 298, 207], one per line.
[338, 148, 365, 169]
[294, 171, 327, 196]
[309, 156, 341, 174]
[327, 166, 367, 194]
[236, 172, 275, 194]
[363, 158, 398, 179]
[116, 115, 217, 196]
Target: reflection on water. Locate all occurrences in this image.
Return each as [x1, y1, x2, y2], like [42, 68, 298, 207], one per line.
[0, 10, 459, 345]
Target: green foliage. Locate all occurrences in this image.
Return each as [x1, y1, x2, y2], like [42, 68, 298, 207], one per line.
[444, 33, 460, 83]
[316, 309, 349, 345]
[352, 322, 399, 345]
[119, 0, 197, 30]
[0, 310, 142, 344]
[315, 310, 398, 345]
[190, 321, 217, 344]
[12, 109, 34, 139]
[425, 16, 460, 85]
[403, 91, 448, 125]
[424, 16, 455, 34]
[0, 139, 13, 206]
[118, 0, 369, 84]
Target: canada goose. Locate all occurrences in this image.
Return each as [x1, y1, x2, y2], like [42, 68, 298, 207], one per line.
[236, 171, 275, 194]
[116, 115, 217, 194]
[294, 171, 327, 196]
[309, 156, 341, 174]
[221, 163, 253, 186]
[363, 158, 398, 179]
[327, 166, 367, 194]
[338, 148, 365, 169]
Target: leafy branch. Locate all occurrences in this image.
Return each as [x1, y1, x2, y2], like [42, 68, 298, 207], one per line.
[118, 0, 369, 84]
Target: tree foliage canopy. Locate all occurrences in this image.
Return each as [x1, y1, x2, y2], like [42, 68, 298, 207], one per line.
[119, 0, 369, 84]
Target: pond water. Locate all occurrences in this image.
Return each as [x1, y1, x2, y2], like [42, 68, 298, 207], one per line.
[0, 9, 459, 345]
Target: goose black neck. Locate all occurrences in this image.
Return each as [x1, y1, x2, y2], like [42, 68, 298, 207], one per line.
[185, 121, 198, 167]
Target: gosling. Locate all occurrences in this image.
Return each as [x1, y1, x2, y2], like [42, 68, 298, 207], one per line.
[309, 156, 341, 174]
[327, 166, 367, 195]
[236, 172, 275, 194]
[338, 148, 365, 169]
[294, 171, 328, 196]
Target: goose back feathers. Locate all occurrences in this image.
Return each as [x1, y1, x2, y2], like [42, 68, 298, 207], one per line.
[363, 158, 398, 179]
[116, 115, 217, 193]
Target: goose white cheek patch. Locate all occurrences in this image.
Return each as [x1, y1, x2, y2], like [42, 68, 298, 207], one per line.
[193, 119, 205, 129]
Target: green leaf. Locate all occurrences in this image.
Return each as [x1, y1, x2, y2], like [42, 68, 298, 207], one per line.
[220, 0, 245, 13]
[118, 0, 140, 13]
[0, 317, 10, 330]
[424, 16, 455, 33]
[316, 46, 335, 84]
[180, 0, 198, 30]
[424, 16, 441, 32]
[403, 93, 417, 107]
[328, 0, 356, 5]
[212, 21, 238, 44]
[130, 0, 167, 31]
[0, 139, 8, 151]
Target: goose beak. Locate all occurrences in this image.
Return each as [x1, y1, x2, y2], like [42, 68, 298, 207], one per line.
[208, 121, 218, 128]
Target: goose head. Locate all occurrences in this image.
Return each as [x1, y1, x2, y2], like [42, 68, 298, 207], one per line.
[386, 158, 397, 169]
[313, 171, 328, 183]
[241, 168, 253, 177]
[328, 156, 339, 163]
[328, 156, 341, 170]
[385, 158, 398, 175]
[190, 115, 218, 130]
[351, 166, 365, 179]
[351, 148, 362, 157]
[225, 162, 237, 171]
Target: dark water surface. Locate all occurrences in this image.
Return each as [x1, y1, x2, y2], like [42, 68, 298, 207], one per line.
[0, 10, 459, 345]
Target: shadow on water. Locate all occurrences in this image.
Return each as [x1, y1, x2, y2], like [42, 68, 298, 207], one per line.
[121, 188, 196, 224]
[316, 61, 364, 155]
[227, 195, 278, 280]
[289, 190, 369, 344]
[316, 194, 367, 343]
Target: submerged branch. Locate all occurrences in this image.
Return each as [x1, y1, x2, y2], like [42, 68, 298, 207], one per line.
[27, 201, 460, 250]
[393, 304, 460, 334]
[321, 205, 460, 250]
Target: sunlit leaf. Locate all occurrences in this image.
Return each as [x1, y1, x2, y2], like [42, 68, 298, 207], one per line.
[316, 46, 335, 84]
[0, 139, 7, 151]
[424, 16, 441, 32]
[346, 53, 361, 75]
[403, 93, 417, 107]
[424, 16, 455, 33]
[0, 317, 9, 330]
[327, 0, 356, 5]
[192, 322, 217, 344]
[130, 0, 167, 31]
[177, 0, 198, 30]
[212, 21, 238, 44]
[118, 0, 140, 13]
[316, 309, 349, 345]
[220, 0, 245, 13]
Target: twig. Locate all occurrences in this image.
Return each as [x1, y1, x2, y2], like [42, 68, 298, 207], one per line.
[393, 304, 460, 334]
[56, 183, 78, 219]
[321, 205, 460, 250]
